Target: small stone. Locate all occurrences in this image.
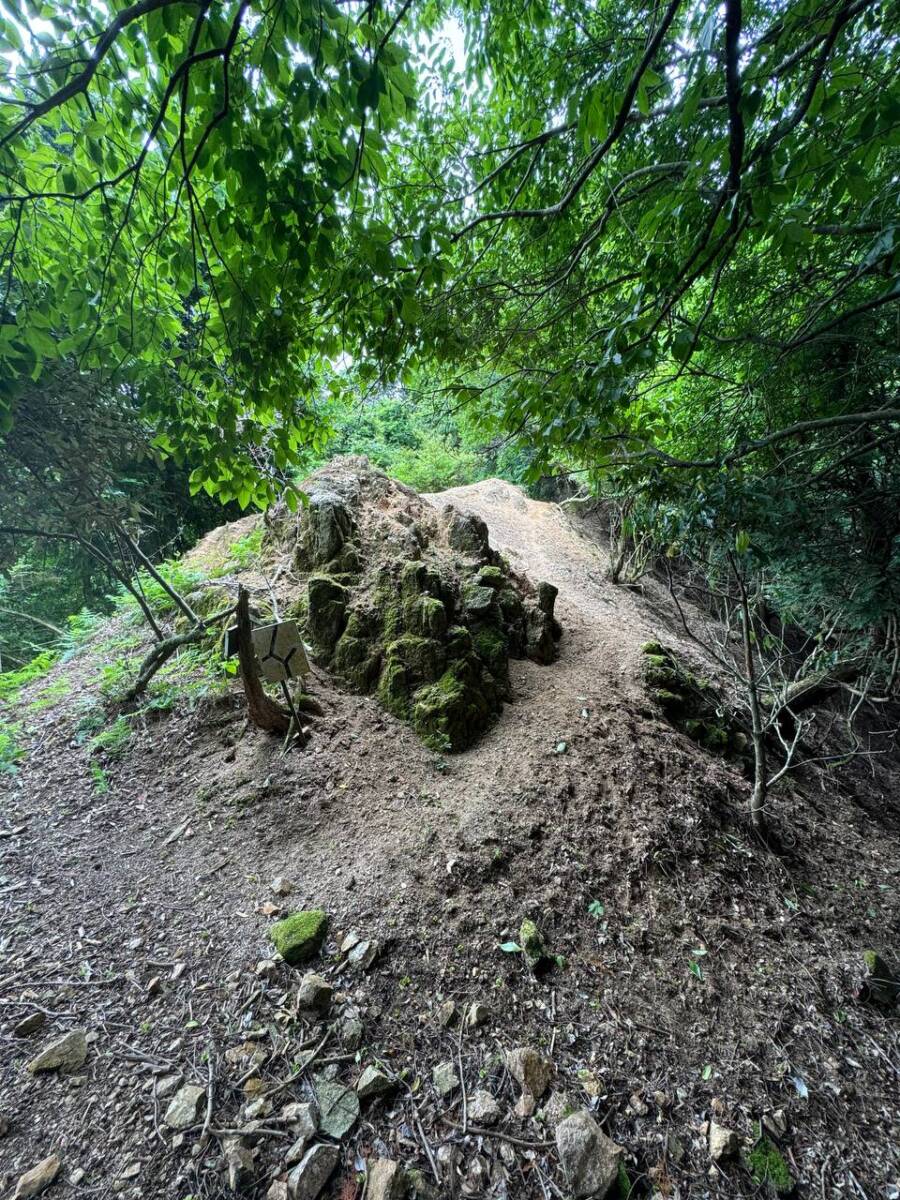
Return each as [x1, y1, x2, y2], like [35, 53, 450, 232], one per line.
[432, 1061, 459, 1097]
[272, 877, 295, 896]
[13, 1012, 44, 1038]
[266, 1182, 289, 1200]
[506, 1047, 551, 1115]
[367, 1158, 406, 1200]
[356, 1065, 394, 1101]
[146, 976, 161, 997]
[164, 1083, 205, 1130]
[244, 1097, 273, 1120]
[347, 939, 379, 971]
[709, 1121, 739, 1162]
[280, 1102, 318, 1145]
[224, 1137, 254, 1192]
[155, 1072, 183, 1098]
[435, 1000, 457, 1027]
[314, 1077, 359, 1139]
[519, 919, 550, 970]
[225, 1041, 267, 1071]
[69, 1168, 85, 1186]
[466, 1002, 490, 1028]
[296, 973, 333, 1016]
[556, 1110, 623, 1199]
[340, 931, 361, 953]
[628, 1091, 649, 1116]
[860, 949, 900, 1005]
[467, 1090, 500, 1126]
[256, 959, 279, 980]
[27, 1029, 87, 1074]
[121, 1163, 141, 1180]
[14, 1155, 61, 1199]
[270, 910, 328, 967]
[286, 1143, 340, 1200]
[541, 1092, 576, 1127]
[336, 1011, 364, 1050]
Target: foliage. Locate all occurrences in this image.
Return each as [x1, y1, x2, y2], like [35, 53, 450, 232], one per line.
[0, 649, 57, 702]
[0, 718, 22, 772]
[0, 0, 430, 506]
[87, 714, 133, 759]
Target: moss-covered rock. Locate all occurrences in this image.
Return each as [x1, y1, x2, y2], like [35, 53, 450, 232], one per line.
[270, 910, 328, 966]
[641, 642, 746, 760]
[413, 596, 449, 638]
[860, 949, 900, 1006]
[463, 583, 496, 617]
[519, 918, 548, 969]
[307, 575, 349, 654]
[411, 659, 495, 750]
[742, 1129, 793, 1195]
[476, 565, 506, 589]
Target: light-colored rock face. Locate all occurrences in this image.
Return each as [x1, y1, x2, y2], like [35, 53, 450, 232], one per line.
[296, 972, 333, 1015]
[356, 1065, 393, 1100]
[708, 1120, 739, 1161]
[506, 1046, 552, 1114]
[164, 1083, 206, 1130]
[14, 1154, 61, 1199]
[366, 1158, 406, 1200]
[286, 1143, 340, 1200]
[432, 1060, 459, 1096]
[467, 1089, 501, 1126]
[555, 1110, 622, 1200]
[26, 1029, 88, 1074]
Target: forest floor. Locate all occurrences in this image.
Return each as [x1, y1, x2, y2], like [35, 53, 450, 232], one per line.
[1, 475, 898, 1200]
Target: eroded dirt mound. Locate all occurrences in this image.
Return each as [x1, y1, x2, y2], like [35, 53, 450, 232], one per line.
[266, 458, 561, 750]
[1, 467, 898, 1200]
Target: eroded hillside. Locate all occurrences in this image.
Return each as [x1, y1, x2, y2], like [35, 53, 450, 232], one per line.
[1, 466, 898, 1200]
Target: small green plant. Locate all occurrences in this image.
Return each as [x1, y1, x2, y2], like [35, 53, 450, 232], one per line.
[90, 764, 109, 794]
[27, 674, 71, 712]
[0, 721, 23, 773]
[587, 899, 605, 919]
[88, 715, 132, 759]
[218, 526, 263, 574]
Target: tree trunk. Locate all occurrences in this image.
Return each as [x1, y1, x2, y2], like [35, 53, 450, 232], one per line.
[236, 585, 291, 734]
[734, 561, 767, 832]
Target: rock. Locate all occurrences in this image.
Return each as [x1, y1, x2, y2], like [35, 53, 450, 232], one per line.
[519, 919, 550, 970]
[69, 1168, 85, 1186]
[556, 1111, 622, 1199]
[298, 488, 356, 568]
[540, 1092, 576, 1128]
[708, 1121, 739, 1162]
[155, 1073, 183, 1099]
[367, 1158, 406, 1200]
[314, 1077, 359, 1139]
[432, 1061, 459, 1097]
[280, 1102, 318, 1144]
[435, 999, 457, 1027]
[340, 931, 361, 953]
[296, 973, 333, 1016]
[256, 959, 279, 981]
[860, 949, 900, 1006]
[468, 1090, 501, 1126]
[26, 1029, 87, 1074]
[307, 574, 350, 654]
[336, 1011, 364, 1050]
[13, 1012, 45, 1038]
[286, 1144, 340, 1200]
[224, 1137, 254, 1192]
[14, 1155, 60, 1199]
[272, 877, 295, 896]
[506, 1047, 551, 1116]
[244, 1097, 273, 1120]
[466, 1002, 490, 1028]
[164, 1083, 205, 1130]
[445, 507, 491, 559]
[225, 1041, 267, 1071]
[357, 1065, 394, 1101]
[346, 939, 379, 971]
[266, 1182, 289, 1200]
[270, 910, 328, 967]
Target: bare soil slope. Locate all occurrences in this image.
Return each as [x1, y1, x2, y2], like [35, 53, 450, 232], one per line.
[1, 474, 898, 1200]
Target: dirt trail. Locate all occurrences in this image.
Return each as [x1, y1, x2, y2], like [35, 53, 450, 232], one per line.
[2, 477, 898, 1198]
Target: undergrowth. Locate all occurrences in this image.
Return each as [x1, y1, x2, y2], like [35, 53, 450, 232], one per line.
[0, 720, 22, 773]
[0, 650, 58, 703]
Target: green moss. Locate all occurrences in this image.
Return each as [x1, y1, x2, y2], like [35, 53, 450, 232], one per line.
[411, 659, 494, 751]
[270, 909, 328, 966]
[378, 656, 410, 716]
[650, 688, 688, 714]
[475, 565, 506, 589]
[743, 1129, 793, 1195]
[385, 634, 446, 682]
[463, 583, 496, 617]
[306, 575, 349, 653]
[445, 625, 473, 659]
[333, 633, 381, 691]
[641, 640, 666, 656]
[519, 918, 544, 961]
[414, 596, 448, 638]
[473, 626, 508, 677]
